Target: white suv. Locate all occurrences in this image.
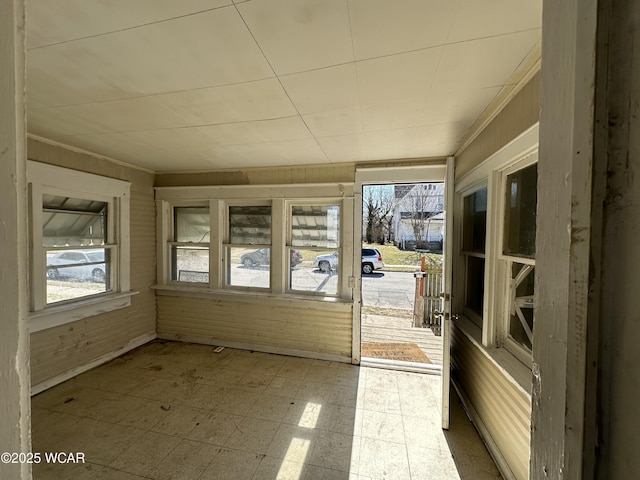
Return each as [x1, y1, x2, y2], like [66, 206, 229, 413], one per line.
[361, 248, 384, 274]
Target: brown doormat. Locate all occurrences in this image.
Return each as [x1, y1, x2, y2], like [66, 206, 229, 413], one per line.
[361, 342, 431, 364]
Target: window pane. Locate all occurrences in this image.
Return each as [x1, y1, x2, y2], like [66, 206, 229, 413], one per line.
[291, 205, 340, 248]
[462, 188, 487, 252]
[504, 164, 537, 257]
[289, 248, 339, 295]
[171, 246, 209, 283]
[229, 206, 271, 244]
[46, 248, 110, 304]
[174, 207, 210, 243]
[509, 263, 534, 351]
[227, 246, 270, 288]
[465, 256, 485, 321]
[43, 195, 107, 247]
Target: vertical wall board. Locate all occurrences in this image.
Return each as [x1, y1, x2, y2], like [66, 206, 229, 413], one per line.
[451, 326, 531, 480]
[157, 295, 352, 358]
[27, 139, 157, 388]
[0, 0, 31, 477]
[595, 0, 640, 478]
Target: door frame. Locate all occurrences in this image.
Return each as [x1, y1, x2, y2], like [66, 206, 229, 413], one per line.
[352, 163, 448, 366]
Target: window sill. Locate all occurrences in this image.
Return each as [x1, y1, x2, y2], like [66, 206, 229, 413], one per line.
[153, 285, 353, 312]
[30, 291, 138, 333]
[453, 315, 532, 398]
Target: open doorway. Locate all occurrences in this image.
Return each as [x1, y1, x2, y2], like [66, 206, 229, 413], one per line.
[359, 182, 445, 373]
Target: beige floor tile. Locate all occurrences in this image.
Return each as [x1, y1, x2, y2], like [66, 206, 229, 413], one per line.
[265, 375, 303, 397]
[187, 409, 244, 446]
[199, 447, 263, 480]
[252, 455, 309, 480]
[147, 439, 219, 480]
[247, 393, 295, 422]
[304, 365, 338, 384]
[305, 465, 352, 480]
[364, 368, 399, 393]
[402, 414, 448, 452]
[358, 437, 411, 480]
[266, 424, 317, 461]
[190, 383, 234, 410]
[117, 399, 173, 430]
[316, 404, 363, 437]
[215, 388, 261, 416]
[278, 361, 312, 380]
[149, 404, 208, 438]
[308, 430, 356, 472]
[361, 410, 406, 444]
[328, 384, 360, 408]
[362, 388, 402, 415]
[108, 430, 181, 477]
[235, 372, 275, 392]
[128, 375, 176, 399]
[295, 381, 332, 403]
[251, 356, 288, 376]
[80, 421, 145, 466]
[225, 417, 280, 455]
[451, 452, 503, 479]
[406, 446, 460, 480]
[218, 355, 260, 372]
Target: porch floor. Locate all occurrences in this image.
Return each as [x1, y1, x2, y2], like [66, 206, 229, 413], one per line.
[362, 314, 444, 366]
[31, 341, 500, 479]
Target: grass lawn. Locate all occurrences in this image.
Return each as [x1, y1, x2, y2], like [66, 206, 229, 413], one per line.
[363, 243, 442, 271]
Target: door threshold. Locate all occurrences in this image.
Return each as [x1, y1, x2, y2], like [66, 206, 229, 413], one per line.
[360, 357, 442, 374]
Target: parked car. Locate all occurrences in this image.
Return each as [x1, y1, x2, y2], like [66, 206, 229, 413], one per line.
[314, 251, 339, 273]
[46, 249, 106, 283]
[361, 248, 384, 274]
[240, 248, 303, 268]
[313, 248, 385, 274]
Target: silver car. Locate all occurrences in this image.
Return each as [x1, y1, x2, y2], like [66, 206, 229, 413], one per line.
[47, 250, 106, 283]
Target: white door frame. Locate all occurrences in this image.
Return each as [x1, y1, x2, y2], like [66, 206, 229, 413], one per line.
[352, 163, 447, 366]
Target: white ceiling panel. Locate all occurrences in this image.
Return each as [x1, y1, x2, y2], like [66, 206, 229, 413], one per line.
[27, 0, 232, 49]
[198, 117, 312, 146]
[237, 0, 354, 75]
[281, 64, 360, 114]
[448, 0, 542, 43]
[27, 7, 273, 107]
[25, 1, 542, 171]
[432, 30, 540, 92]
[356, 48, 443, 107]
[348, 0, 457, 60]
[303, 108, 364, 137]
[152, 79, 297, 125]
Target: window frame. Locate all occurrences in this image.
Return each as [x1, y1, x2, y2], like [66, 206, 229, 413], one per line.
[167, 201, 211, 285]
[27, 161, 132, 333]
[454, 130, 538, 371]
[223, 200, 273, 292]
[155, 184, 354, 302]
[285, 200, 343, 297]
[495, 156, 538, 365]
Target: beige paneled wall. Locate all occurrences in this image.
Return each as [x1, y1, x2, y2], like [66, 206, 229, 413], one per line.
[157, 294, 353, 360]
[28, 138, 157, 389]
[456, 72, 540, 179]
[451, 325, 531, 480]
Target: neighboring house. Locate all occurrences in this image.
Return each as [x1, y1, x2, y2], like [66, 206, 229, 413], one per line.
[393, 183, 445, 250]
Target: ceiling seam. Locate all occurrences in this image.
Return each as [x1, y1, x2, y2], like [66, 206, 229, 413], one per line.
[232, 2, 332, 164]
[27, 4, 235, 51]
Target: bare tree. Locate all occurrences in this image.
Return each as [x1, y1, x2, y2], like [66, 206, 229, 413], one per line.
[363, 186, 396, 244]
[406, 185, 442, 249]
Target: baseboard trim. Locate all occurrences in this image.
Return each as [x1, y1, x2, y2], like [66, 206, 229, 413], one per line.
[31, 332, 156, 396]
[452, 379, 519, 480]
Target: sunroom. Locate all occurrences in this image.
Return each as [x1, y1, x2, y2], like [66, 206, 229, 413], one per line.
[2, 1, 637, 479]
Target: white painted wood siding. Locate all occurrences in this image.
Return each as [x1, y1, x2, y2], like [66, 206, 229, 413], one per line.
[28, 138, 156, 389]
[157, 293, 352, 360]
[451, 325, 531, 480]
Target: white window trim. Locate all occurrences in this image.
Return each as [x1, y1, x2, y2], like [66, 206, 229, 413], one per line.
[27, 161, 132, 332]
[155, 183, 355, 302]
[454, 123, 539, 370]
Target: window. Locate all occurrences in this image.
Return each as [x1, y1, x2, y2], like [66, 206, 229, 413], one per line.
[155, 184, 352, 301]
[288, 204, 341, 296]
[171, 206, 210, 283]
[225, 205, 271, 289]
[501, 163, 537, 356]
[455, 146, 538, 368]
[461, 187, 487, 327]
[27, 161, 131, 332]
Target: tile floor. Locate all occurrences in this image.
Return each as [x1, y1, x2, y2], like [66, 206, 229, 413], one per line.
[31, 341, 501, 479]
